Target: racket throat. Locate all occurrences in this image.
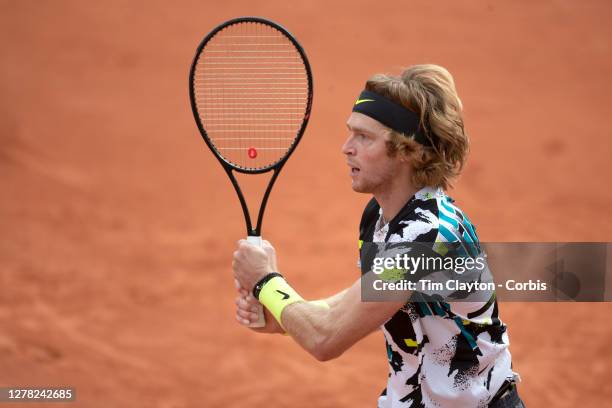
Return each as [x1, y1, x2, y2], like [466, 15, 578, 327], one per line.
[225, 166, 282, 238]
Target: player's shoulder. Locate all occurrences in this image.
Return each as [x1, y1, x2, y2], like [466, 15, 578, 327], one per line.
[388, 188, 441, 243]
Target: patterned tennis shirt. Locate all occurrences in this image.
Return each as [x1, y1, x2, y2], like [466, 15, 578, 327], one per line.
[359, 187, 519, 408]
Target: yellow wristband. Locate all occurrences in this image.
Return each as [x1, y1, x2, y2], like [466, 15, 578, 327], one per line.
[259, 276, 304, 330]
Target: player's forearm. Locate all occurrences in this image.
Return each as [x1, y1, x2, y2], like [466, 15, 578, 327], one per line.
[254, 275, 401, 362]
[320, 288, 349, 308]
[278, 288, 351, 360]
[279, 283, 378, 361]
[281, 301, 345, 361]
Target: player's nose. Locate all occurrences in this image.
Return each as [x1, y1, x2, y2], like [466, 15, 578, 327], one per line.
[341, 135, 356, 156]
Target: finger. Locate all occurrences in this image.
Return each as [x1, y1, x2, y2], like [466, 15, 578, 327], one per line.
[237, 309, 252, 319]
[235, 282, 249, 298]
[236, 313, 250, 326]
[236, 295, 250, 307]
[239, 297, 255, 311]
[238, 297, 248, 309]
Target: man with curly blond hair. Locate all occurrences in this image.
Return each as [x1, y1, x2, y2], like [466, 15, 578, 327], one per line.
[232, 64, 524, 408]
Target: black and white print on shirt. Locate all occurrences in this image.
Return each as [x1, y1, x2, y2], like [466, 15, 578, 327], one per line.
[359, 187, 519, 408]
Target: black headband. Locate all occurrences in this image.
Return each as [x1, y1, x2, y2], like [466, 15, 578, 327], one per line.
[352, 90, 430, 146]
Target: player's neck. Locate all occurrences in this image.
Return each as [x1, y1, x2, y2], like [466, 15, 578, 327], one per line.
[374, 183, 418, 224]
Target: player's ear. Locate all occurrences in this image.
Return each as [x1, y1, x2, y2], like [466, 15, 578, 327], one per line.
[399, 152, 410, 163]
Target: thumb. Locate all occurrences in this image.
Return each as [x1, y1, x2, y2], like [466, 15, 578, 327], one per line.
[262, 240, 275, 255]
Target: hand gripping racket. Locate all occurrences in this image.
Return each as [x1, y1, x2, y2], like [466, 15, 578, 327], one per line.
[189, 17, 313, 327]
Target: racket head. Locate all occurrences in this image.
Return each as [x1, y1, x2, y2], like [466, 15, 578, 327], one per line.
[189, 17, 313, 174]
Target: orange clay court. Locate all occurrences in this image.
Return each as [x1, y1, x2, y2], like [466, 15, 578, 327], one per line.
[1, 1, 611, 407]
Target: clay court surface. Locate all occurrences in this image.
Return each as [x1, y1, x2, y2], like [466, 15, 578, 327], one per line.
[1, 1, 611, 407]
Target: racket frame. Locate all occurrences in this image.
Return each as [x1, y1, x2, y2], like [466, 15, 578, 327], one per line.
[189, 16, 313, 237]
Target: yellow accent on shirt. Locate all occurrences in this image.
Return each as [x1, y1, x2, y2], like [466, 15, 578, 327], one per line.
[404, 338, 418, 347]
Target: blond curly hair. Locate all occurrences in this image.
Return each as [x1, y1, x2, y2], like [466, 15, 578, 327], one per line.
[365, 64, 469, 190]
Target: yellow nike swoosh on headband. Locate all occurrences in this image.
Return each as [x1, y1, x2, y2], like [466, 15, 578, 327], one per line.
[354, 98, 375, 105]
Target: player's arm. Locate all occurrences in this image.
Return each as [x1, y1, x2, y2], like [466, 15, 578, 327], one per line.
[319, 288, 349, 308]
[232, 240, 407, 361]
[235, 286, 349, 333]
[279, 275, 405, 361]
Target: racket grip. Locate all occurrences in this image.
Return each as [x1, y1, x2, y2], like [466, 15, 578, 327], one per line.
[246, 235, 262, 246]
[244, 235, 266, 328]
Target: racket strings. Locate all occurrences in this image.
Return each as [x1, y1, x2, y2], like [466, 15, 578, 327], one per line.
[193, 21, 309, 170]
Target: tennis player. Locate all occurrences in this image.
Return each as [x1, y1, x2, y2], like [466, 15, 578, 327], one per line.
[232, 64, 525, 408]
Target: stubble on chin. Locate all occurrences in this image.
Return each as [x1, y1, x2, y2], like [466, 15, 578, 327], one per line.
[351, 181, 373, 194]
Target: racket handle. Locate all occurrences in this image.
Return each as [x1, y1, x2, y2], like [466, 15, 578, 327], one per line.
[244, 235, 266, 328]
[246, 235, 262, 246]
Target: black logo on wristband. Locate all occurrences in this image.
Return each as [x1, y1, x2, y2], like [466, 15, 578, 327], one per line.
[276, 290, 290, 300]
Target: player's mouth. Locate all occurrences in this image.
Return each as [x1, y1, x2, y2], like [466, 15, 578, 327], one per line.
[348, 164, 360, 177]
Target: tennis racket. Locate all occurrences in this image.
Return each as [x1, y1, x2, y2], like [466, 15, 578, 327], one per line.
[189, 17, 313, 327]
